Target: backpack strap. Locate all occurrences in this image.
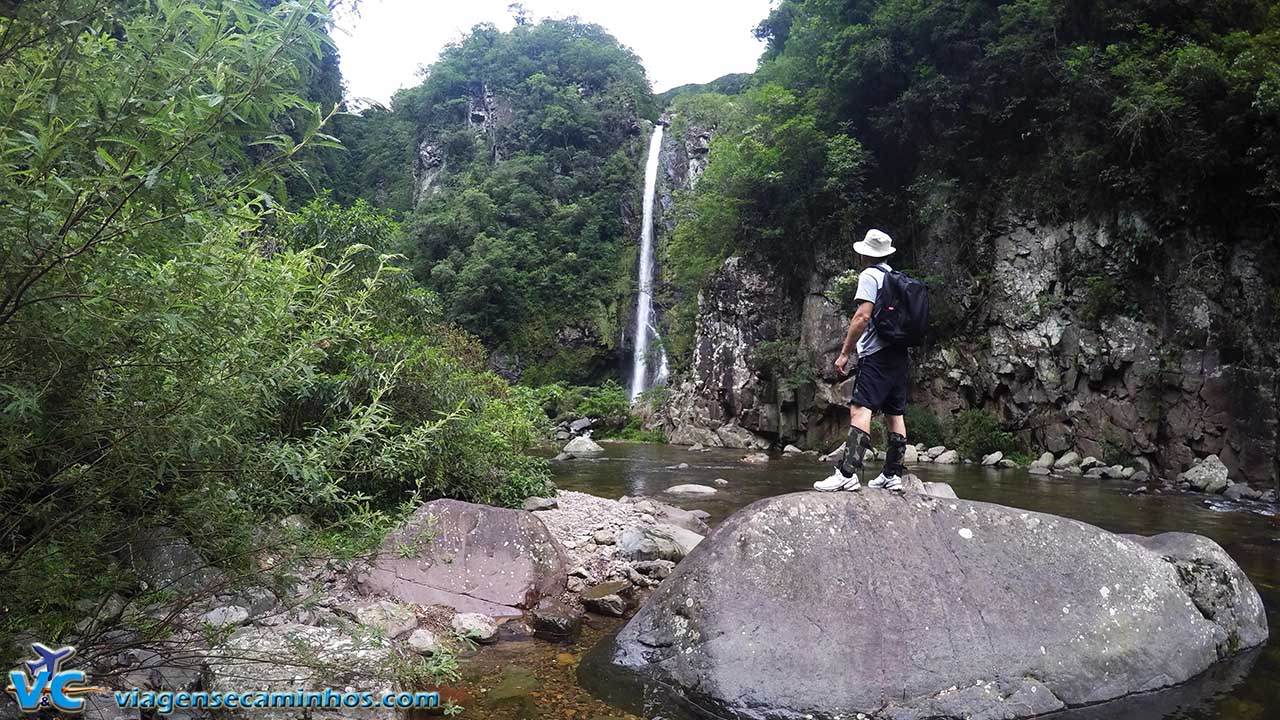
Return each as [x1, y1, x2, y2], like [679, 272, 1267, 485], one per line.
[865, 262, 889, 290]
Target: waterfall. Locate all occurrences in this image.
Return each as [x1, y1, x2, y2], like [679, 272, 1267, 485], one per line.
[628, 125, 669, 402]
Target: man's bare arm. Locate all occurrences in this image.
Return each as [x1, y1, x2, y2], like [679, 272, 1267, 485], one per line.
[834, 302, 873, 374]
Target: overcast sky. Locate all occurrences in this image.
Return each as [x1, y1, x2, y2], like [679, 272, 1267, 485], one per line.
[333, 0, 775, 105]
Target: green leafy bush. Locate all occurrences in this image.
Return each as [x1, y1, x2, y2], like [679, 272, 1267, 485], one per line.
[1080, 274, 1125, 323]
[0, 1, 548, 649]
[827, 269, 865, 315]
[750, 340, 818, 392]
[603, 417, 667, 443]
[904, 406, 946, 448]
[574, 381, 632, 426]
[946, 410, 1017, 461]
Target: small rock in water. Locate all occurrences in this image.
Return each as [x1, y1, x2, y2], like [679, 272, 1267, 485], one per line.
[451, 612, 499, 643]
[1029, 466, 1051, 476]
[563, 435, 604, 458]
[783, 444, 803, 455]
[926, 445, 947, 459]
[712, 478, 729, 487]
[406, 628, 442, 655]
[1053, 451, 1081, 470]
[689, 443, 705, 452]
[552, 452, 572, 461]
[530, 600, 583, 643]
[981, 451, 1004, 466]
[742, 452, 770, 464]
[933, 449, 960, 464]
[997, 458, 1018, 468]
[1223, 483, 1249, 502]
[1180, 455, 1230, 494]
[1079, 456, 1102, 471]
[581, 580, 631, 617]
[677, 462, 690, 469]
[1031, 452, 1055, 469]
[666, 484, 717, 496]
[522, 496, 558, 511]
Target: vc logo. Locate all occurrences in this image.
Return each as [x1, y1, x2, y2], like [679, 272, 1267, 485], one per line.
[6, 643, 102, 713]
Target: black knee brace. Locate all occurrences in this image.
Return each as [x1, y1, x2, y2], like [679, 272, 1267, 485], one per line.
[839, 426, 873, 477]
[885, 432, 908, 476]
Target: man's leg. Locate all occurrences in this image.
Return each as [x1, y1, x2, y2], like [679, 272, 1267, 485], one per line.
[884, 414, 907, 478]
[815, 373, 876, 491]
[838, 404, 874, 477]
[881, 348, 911, 482]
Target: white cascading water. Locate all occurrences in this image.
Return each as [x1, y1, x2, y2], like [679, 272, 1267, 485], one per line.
[628, 125, 670, 402]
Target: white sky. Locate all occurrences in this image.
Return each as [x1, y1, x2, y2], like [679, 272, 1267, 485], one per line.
[333, 0, 775, 105]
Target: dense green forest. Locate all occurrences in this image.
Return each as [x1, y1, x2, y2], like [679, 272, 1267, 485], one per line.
[329, 20, 658, 383]
[659, 0, 1280, 363]
[0, 0, 550, 643]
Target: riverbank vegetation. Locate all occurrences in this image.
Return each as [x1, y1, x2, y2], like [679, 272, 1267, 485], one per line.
[0, 0, 548, 649]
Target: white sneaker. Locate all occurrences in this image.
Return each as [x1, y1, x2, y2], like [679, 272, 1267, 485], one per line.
[870, 473, 904, 492]
[814, 469, 861, 492]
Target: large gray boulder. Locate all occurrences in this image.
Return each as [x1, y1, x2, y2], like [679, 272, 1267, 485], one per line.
[611, 492, 1266, 720]
[359, 499, 566, 618]
[563, 435, 604, 457]
[1180, 454, 1230, 494]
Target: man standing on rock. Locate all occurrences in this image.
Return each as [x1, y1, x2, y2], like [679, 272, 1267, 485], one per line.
[815, 229, 910, 492]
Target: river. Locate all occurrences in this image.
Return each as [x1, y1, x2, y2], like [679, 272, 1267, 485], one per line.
[456, 442, 1280, 719]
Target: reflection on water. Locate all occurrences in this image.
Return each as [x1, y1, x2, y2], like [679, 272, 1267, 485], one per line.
[489, 442, 1280, 720]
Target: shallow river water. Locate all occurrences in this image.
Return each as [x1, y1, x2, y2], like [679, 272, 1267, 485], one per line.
[456, 442, 1280, 720]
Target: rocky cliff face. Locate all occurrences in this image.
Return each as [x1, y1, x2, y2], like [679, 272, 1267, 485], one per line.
[662, 257, 785, 449]
[918, 213, 1278, 486]
[662, 212, 1279, 488]
[412, 82, 515, 203]
[654, 111, 713, 236]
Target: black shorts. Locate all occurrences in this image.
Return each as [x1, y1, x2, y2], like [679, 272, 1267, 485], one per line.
[850, 346, 909, 415]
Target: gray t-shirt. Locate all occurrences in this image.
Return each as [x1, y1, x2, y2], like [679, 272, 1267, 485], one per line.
[854, 262, 890, 358]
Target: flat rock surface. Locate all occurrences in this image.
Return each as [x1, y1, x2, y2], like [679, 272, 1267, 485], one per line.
[611, 491, 1267, 720]
[206, 624, 394, 720]
[360, 499, 566, 618]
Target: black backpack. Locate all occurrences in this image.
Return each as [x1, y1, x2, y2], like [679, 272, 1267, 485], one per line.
[869, 264, 929, 347]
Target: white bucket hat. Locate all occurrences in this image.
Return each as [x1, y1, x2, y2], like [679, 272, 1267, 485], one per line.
[853, 229, 896, 258]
